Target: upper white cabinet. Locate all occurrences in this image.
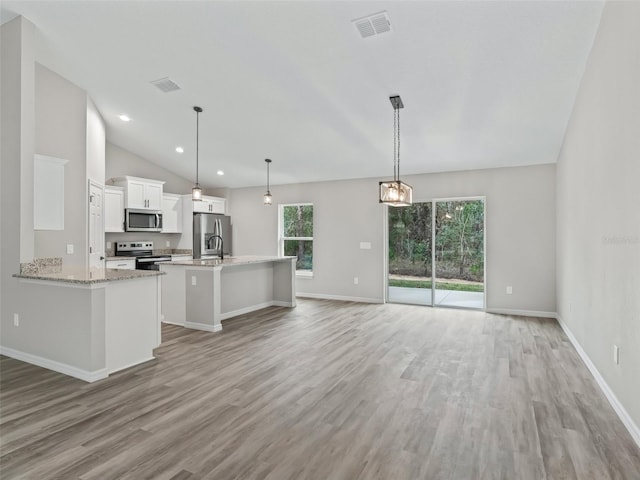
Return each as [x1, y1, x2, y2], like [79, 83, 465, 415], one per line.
[192, 195, 226, 214]
[34, 154, 69, 230]
[111, 176, 164, 210]
[162, 193, 183, 233]
[104, 186, 125, 232]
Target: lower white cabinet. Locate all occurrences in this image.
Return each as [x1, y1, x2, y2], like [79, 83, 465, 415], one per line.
[106, 259, 135, 270]
[105, 186, 125, 233]
[162, 193, 183, 233]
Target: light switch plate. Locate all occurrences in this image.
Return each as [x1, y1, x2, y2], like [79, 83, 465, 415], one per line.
[360, 242, 371, 250]
[66, 244, 74, 254]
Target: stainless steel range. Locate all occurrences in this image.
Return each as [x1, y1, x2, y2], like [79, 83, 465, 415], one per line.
[115, 241, 172, 271]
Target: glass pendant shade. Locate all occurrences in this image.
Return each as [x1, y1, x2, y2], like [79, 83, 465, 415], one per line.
[379, 180, 413, 207]
[263, 191, 272, 205]
[192, 185, 202, 201]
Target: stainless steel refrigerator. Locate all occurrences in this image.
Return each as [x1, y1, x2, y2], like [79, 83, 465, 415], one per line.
[193, 213, 232, 259]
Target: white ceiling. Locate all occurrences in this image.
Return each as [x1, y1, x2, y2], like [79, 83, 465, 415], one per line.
[1, 1, 604, 190]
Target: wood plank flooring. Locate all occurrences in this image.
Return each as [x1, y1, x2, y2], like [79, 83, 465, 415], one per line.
[1, 299, 639, 479]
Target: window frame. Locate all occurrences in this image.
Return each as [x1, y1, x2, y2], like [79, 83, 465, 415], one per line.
[278, 203, 314, 277]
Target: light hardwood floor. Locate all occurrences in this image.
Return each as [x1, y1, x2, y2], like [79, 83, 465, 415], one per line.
[1, 299, 639, 479]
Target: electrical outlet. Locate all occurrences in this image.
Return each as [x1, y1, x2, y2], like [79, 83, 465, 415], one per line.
[106, 241, 112, 249]
[66, 244, 74, 254]
[506, 286, 513, 295]
[166, 240, 170, 247]
[191, 276, 197, 286]
[13, 313, 19, 327]
[354, 277, 359, 285]
[613, 345, 620, 365]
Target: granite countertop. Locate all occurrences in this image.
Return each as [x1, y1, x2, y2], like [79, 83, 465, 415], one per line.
[14, 267, 163, 285]
[163, 256, 296, 268]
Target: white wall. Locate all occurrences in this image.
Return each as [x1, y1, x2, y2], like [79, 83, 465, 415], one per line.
[1, 16, 36, 339]
[33, 63, 88, 265]
[557, 1, 640, 434]
[106, 142, 194, 194]
[230, 163, 556, 311]
[87, 97, 106, 184]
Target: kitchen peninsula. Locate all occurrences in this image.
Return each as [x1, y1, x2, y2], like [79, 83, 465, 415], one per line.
[160, 256, 296, 332]
[8, 264, 163, 382]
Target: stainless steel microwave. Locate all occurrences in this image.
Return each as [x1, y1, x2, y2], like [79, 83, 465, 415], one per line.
[125, 209, 163, 232]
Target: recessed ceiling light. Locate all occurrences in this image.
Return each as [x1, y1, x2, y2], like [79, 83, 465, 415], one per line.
[217, 170, 224, 176]
[176, 147, 184, 153]
[119, 114, 131, 122]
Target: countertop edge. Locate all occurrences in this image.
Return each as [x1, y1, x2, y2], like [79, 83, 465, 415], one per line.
[162, 256, 296, 268]
[12, 270, 164, 285]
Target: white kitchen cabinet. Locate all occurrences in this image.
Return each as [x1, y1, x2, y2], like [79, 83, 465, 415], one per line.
[111, 176, 165, 210]
[162, 193, 183, 233]
[106, 259, 135, 270]
[192, 195, 226, 214]
[104, 186, 125, 232]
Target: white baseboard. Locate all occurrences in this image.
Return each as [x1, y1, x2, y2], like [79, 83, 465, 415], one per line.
[162, 320, 185, 327]
[219, 300, 294, 321]
[0, 346, 108, 383]
[486, 308, 557, 319]
[184, 321, 221, 332]
[296, 292, 383, 304]
[108, 356, 156, 376]
[556, 316, 640, 448]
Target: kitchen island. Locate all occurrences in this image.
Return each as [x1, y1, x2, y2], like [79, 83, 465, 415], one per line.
[6, 266, 163, 382]
[160, 256, 296, 332]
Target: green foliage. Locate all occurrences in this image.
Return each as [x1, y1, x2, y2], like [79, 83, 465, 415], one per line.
[283, 205, 313, 238]
[389, 200, 484, 282]
[282, 205, 313, 271]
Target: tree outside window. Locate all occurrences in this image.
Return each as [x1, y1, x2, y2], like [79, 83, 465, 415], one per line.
[280, 204, 313, 274]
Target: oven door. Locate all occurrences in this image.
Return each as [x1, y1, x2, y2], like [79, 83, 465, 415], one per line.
[136, 256, 172, 271]
[125, 209, 163, 232]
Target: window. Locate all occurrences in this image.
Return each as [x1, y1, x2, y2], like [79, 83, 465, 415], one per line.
[280, 204, 313, 275]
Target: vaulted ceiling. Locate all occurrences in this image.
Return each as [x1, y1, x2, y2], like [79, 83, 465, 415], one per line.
[1, 1, 604, 189]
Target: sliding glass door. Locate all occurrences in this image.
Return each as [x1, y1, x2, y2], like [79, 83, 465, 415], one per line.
[387, 198, 485, 309]
[433, 200, 484, 308]
[387, 202, 433, 306]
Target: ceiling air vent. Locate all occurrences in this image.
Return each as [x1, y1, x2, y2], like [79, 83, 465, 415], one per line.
[150, 77, 181, 93]
[352, 11, 391, 39]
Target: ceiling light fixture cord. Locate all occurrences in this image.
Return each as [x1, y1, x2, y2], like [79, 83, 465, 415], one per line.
[196, 108, 199, 186]
[393, 105, 396, 181]
[397, 104, 401, 181]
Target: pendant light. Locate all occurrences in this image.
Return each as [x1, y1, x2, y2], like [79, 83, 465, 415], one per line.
[379, 95, 412, 206]
[192, 106, 203, 201]
[263, 158, 272, 205]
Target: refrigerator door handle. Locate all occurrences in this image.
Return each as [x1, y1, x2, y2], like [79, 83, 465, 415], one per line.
[216, 219, 222, 251]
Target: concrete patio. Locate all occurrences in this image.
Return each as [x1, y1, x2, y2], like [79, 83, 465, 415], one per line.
[388, 286, 484, 309]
